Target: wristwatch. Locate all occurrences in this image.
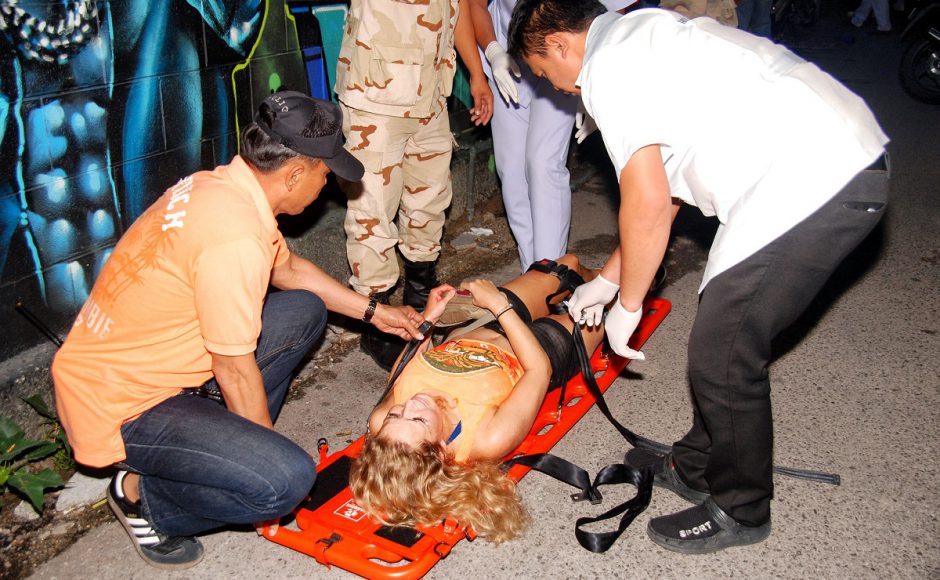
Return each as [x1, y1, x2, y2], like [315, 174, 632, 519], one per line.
[362, 296, 378, 323]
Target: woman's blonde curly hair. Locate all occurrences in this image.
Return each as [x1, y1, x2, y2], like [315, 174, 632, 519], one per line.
[349, 435, 529, 543]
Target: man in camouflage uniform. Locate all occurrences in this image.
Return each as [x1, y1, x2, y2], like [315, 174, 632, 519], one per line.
[658, 0, 739, 27]
[335, 0, 492, 368]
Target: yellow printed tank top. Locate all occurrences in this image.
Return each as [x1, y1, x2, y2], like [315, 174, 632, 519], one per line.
[393, 339, 524, 462]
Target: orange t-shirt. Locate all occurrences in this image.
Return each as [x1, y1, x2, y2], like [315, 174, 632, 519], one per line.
[52, 156, 290, 467]
[393, 339, 525, 462]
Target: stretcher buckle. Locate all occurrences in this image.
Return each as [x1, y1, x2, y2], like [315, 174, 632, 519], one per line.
[571, 488, 603, 505]
[312, 533, 342, 566]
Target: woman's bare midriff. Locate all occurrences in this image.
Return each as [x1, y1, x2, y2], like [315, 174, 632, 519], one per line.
[451, 327, 515, 356]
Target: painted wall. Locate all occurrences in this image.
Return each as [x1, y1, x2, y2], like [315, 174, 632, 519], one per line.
[0, 0, 348, 360]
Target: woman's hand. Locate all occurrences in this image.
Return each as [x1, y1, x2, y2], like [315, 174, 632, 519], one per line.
[459, 279, 510, 313]
[423, 284, 457, 323]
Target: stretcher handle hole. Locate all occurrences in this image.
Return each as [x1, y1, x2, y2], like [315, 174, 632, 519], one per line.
[366, 556, 411, 567]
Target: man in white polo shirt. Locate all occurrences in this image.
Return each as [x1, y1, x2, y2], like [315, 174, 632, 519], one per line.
[508, 0, 888, 554]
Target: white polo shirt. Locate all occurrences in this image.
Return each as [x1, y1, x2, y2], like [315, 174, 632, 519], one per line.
[578, 10, 889, 291]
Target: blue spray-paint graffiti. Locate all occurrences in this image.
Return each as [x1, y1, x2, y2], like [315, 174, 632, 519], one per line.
[288, 1, 348, 101]
[1, 1, 115, 313]
[0, 0, 340, 358]
[116, 0, 265, 219]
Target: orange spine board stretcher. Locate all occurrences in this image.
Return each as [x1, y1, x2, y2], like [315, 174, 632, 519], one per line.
[264, 297, 671, 579]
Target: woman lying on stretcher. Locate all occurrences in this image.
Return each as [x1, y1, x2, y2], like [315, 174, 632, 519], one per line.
[350, 255, 607, 542]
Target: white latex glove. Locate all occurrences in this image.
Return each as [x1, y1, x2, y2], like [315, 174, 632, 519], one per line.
[574, 102, 597, 144]
[605, 297, 645, 360]
[567, 274, 619, 327]
[484, 41, 521, 105]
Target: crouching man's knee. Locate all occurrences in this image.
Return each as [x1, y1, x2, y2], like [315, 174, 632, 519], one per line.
[273, 453, 317, 518]
[249, 445, 317, 522]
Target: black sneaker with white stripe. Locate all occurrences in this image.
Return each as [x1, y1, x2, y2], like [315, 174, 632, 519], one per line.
[107, 470, 205, 569]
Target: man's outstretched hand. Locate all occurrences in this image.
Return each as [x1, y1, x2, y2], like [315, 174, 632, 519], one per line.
[372, 304, 426, 341]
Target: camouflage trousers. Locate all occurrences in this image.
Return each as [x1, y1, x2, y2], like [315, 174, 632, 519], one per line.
[340, 98, 453, 295]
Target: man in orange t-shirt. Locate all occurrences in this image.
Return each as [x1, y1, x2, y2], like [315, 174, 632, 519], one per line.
[52, 92, 427, 569]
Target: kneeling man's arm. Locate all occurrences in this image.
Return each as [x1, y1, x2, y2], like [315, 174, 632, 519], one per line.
[211, 352, 273, 429]
[272, 253, 425, 340]
[272, 253, 372, 320]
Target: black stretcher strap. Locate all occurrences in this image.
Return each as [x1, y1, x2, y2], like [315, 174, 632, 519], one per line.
[570, 319, 671, 454]
[528, 259, 586, 310]
[574, 463, 653, 553]
[375, 320, 434, 408]
[503, 452, 654, 553]
[552, 300, 840, 484]
[504, 302, 839, 552]
[504, 454, 597, 503]
[501, 320, 657, 553]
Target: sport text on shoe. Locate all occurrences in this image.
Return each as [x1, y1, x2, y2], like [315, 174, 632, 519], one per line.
[679, 520, 713, 538]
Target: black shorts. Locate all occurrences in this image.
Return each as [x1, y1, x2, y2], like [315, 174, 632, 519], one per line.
[484, 288, 579, 389]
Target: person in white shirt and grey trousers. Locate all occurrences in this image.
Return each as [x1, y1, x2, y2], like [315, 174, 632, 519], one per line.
[466, 0, 635, 272]
[508, 0, 889, 554]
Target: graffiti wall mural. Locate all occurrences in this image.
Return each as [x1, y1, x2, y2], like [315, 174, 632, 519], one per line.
[0, 0, 348, 360]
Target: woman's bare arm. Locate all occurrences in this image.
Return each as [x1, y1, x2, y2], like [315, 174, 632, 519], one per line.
[470, 352, 550, 460]
[459, 280, 551, 460]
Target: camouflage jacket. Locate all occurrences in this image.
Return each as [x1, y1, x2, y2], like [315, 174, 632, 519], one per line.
[335, 0, 459, 118]
[658, 0, 739, 27]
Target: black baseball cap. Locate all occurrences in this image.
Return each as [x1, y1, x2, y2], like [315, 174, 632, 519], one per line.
[255, 91, 364, 181]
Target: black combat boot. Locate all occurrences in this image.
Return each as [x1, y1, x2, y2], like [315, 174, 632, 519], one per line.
[402, 256, 439, 310]
[359, 290, 406, 371]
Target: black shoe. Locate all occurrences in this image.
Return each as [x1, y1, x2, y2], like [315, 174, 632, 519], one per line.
[402, 256, 439, 309]
[647, 497, 771, 554]
[625, 448, 710, 504]
[107, 471, 205, 569]
[361, 330, 407, 371]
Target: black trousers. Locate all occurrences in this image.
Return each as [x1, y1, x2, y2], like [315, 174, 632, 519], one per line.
[671, 162, 889, 526]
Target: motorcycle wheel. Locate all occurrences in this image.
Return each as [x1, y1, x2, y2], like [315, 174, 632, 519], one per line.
[899, 35, 940, 104]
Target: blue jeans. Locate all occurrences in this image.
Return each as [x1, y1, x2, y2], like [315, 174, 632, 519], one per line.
[737, 0, 773, 38]
[119, 290, 325, 537]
